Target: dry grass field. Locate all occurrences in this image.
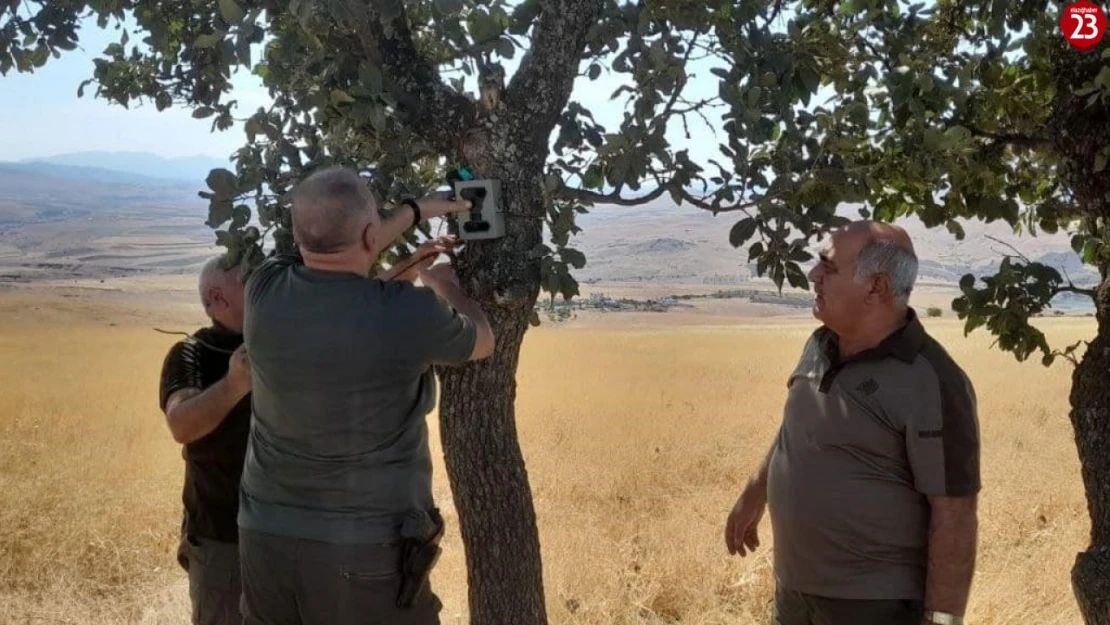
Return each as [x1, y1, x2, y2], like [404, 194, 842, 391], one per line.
[0, 289, 1092, 624]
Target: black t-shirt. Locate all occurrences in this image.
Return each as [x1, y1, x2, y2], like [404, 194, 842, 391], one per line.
[158, 324, 251, 543]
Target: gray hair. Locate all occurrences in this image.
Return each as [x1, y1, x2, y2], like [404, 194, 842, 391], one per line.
[199, 254, 238, 306]
[290, 166, 381, 254]
[853, 239, 918, 308]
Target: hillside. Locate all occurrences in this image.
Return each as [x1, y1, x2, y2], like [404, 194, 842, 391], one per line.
[0, 159, 1098, 303]
[14, 151, 230, 182]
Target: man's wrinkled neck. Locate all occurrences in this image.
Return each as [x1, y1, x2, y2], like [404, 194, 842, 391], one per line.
[831, 307, 909, 359]
[301, 249, 373, 278]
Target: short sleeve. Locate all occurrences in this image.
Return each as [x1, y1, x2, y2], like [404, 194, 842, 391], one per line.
[906, 356, 981, 497]
[401, 286, 478, 366]
[159, 339, 204, 411]
[245, 253, 299, 305]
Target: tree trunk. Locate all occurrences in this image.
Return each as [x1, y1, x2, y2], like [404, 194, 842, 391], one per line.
[1046, 30, 1110, 623]
[437, 306, 545, 625]
[435, 154, 547, 624]
[1070, 281, 1110, 624]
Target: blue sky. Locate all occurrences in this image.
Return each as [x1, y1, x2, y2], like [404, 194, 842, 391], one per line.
[0, 15, 724, 165]
[0, 18, 270, 161]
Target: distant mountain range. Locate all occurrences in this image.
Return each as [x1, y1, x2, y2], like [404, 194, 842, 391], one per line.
[3, 151, 230, 183]
[0, 153, 1099, 298]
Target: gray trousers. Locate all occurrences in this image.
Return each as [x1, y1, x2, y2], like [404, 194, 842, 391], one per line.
[774, 587, 924, 625]
[177, 534, 244, 625]
[239, 528, 442, 625]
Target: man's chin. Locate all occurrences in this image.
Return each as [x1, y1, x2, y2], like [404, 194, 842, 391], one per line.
[811, 297, 824, 320]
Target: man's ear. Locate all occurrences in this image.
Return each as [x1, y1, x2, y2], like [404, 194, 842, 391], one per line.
[870, 273, 892, 303]
[207, 286, 227, 308]
[361, 221, 377, 254]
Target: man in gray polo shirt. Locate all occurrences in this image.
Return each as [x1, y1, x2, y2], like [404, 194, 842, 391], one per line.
[725, 221, 979, 625]
[238, 166, 494, 625]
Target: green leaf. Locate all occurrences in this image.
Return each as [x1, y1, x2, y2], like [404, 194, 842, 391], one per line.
[1081, 238, 1103, 264]
[194, 33, 222, 49]
[435, 0, 464, 13]
[770, 261, 786, 291]
[192, 106, 215, 119]
[496, 38, 515, 59]
[583, 167, 604, 189]
[729, 218, 758, 248]
[588, 64, 601, 80]
[237, 34, 252, 66]
[232, 204, 251, 227]
[944, 125, 972, 147]
[369, 107, 387, 132]
[917, 73, 934, 93]
[30, 45, 48, 67]
[747, 86, 762, 107]
[245, 117, 261, 142]
[467, 11, 500, 43]
[206, 168, 239, 197]
[218, 0, 246, 24]
[330, 89, 355, 105]
[799, 66, 820, 94]
[560, 248, 587, 269]
[1096, 66, 1110, 89]
[784, 262, 809, 290]
[207, 199, 234, 228]
[1095, 147, 1110, 173]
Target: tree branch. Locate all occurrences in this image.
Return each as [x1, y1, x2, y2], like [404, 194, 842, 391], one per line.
[984, 234, 1032, 263]
[968, 127, 1053, 150]
[985, 235, 1098, 301]
[503, 0, 605, 153]
[434, 31, 511, 65]
[323, 0, 475, 155]
[677, 187, 761, 216]
[1053, 284, 1098, 299]
[558, 184, 667, 207]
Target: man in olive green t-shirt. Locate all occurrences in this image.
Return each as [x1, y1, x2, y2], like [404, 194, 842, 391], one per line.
[725, 221, 980, 625]
[238, 166, 495, 625]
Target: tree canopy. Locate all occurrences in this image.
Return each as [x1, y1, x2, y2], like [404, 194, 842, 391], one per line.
[5, 0, 1110, 622]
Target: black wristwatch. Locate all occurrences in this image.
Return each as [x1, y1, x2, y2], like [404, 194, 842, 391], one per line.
[400, 198, 421, 228]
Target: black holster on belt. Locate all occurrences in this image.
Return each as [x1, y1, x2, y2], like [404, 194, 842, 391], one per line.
[397, 507, 444, 609]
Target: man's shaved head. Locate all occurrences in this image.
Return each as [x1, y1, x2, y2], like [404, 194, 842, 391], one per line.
[842, 220, 917, 306]
[199, 254, 246, 331]
[291, 166, 382, 255]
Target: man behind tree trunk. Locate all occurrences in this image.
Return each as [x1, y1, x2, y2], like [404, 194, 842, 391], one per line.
[725, 221, 980, 625]
[237, 166, 495, 625]
[158, 255, 252, 625]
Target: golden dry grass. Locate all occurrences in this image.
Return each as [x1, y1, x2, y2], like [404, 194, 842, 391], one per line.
[0, 302, 1092, 624]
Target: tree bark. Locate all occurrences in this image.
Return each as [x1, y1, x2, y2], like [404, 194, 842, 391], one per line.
[437, 306, 545, 625]
[435, 161, 548, 625]
[1070, 282, 1110, 625]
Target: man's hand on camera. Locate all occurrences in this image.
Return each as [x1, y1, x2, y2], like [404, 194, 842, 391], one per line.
[418, 263, 462, 297]
[383, 237, 459, 283]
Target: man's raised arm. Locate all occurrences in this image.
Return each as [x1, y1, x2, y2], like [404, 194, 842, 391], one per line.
[161, 344, 251, 444]
[418, 263, 494, 362]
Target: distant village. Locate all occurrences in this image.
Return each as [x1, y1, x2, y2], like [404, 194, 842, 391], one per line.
[533, 287, 815, 321]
